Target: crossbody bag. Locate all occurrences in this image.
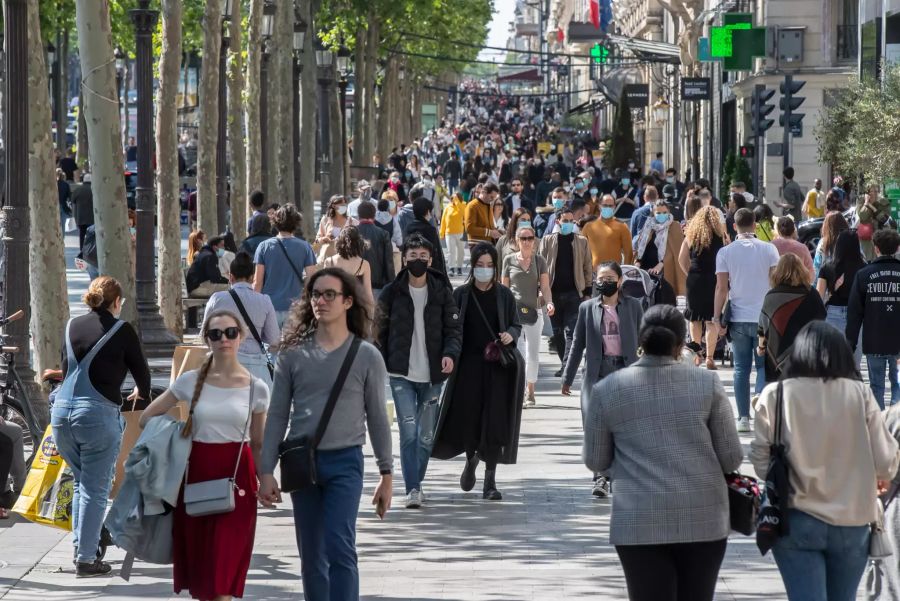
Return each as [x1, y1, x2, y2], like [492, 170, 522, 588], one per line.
[277, 238, 306, 283]
[278, 336, 361, 493]
[470, 291, 516, 369]
[183, 377, 257, 517]
[229, 289, 275, 378]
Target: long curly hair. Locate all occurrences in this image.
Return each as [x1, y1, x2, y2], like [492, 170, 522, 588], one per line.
[684, 206, 725, 252]
[335, 225, 367, 259]
[278, 268, 371, 349]
[821, 210, 850, 257]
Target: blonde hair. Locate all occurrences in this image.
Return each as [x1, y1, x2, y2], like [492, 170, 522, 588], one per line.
[381, 189, 399, 202]
[181, 310, 247, 437]
[770, 253, 809, 288]
[82, 276, 122, 311]
[187, 229, 206, 264]
[684, 206, 725, 251]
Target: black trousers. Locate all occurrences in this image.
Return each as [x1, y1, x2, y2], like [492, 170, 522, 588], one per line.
[78, 224, 90, 251]
[616, 539, 727, 601]
[549, 290, 581, 367]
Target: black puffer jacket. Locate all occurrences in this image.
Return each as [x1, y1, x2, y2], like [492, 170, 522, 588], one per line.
[376, 269, 462, 384]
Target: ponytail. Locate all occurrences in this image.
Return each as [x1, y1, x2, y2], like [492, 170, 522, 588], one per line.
[181, 353, 214, 438]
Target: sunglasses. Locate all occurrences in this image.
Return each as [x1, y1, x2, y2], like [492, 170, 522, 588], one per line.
[207, 327, 240, 342]
[517, 236, 535, 241]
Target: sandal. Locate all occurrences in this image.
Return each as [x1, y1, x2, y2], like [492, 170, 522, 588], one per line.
[705, 357, 718, 371]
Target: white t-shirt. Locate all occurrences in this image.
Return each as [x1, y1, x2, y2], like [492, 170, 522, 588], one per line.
[171, 370, 270, 443]
[406, 284, 430, 383]
[715, 235, 780, 323]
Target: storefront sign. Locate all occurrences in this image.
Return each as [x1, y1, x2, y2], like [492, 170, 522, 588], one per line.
[681, 77, 711, 101]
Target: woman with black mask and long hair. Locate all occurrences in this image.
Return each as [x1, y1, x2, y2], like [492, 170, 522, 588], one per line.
[432, 243, 524, 500]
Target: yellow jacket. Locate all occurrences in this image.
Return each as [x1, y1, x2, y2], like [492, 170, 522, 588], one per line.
[440, 199, 465, 238]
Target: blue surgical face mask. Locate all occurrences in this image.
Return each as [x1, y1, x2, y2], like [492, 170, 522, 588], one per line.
[388, 200, 397, 211]
[552, 198, 565, 210]
[129, 227, 136, 237]
[473, 267, 494, 283]
[518, 220, 532, 230]
[589, 188, 599, 196]
[655, 213, 670, 224]
[666, 176, 675, 184]
[216, 248, 225, 258]
[574, 180, 585, 191]
[621, 178, 631, 188]
[601, 207, 615, 219]
[560, 222, 575, 235]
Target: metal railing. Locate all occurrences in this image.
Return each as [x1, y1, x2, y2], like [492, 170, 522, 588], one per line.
[837, 24, 859, 61]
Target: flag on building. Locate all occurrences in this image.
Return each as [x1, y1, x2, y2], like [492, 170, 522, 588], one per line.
[557, 27, 565, 42]
[590, 0, 600, 28]
[590, 0, 613, 30]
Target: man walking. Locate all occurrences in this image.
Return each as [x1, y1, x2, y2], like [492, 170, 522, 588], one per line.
[539, 207, 594, 377]
[377, 234, 462, 509]
[71, 173, 94, 252]
[464, 182, 501, 246]
[847, 229, 900, 409]
[771, 217, 814, 283]
[779, 167, 805, 221]
[504, 178, 534, 220]
[356, 202, 395, 298]
[581, 194, 633, 268]
[713, 208, 780, 431]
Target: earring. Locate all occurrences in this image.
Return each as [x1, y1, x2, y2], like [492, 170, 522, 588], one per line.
[636, 346, 644, 357]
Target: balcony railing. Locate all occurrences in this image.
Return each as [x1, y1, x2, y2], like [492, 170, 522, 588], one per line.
[837, 24, 859, 61]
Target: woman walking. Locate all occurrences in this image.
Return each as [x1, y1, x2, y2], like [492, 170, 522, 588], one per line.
[439, 192, 466, 277]
[583, 304, 743, 601]
[758, 253, 826, 382]
[141, 310, 269, 600]
[634, 200, 685, 305]
[678, 206, 726, 368]
[751, 322, 900, 601]
[432, 243, 524, 500]
[754, 204, 776, 242]
[315, 195, 358, 262]
[259, 268, 393, 601]
[495, 208, 532, 269]
[813, 210, 849, 279]
[51, 276, 152, 576]
[501, 222, 553, 408]
[816, 230, 865, 365]
[322, 226, 375, 309]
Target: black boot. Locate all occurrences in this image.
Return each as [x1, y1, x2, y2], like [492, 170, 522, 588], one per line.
[460, 455, 479, 492]
[76, 559, 112, 578]
[483, 469, 502, 500]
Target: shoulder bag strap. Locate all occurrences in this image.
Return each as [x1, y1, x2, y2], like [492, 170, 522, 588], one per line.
[230, 377, 257, 482]
[469, 289, 500, 340]
[229, 289, 265, 354]
[312, 336, 362, 449]
[775, 380, 784, 446]
[276, 238, 306, 283]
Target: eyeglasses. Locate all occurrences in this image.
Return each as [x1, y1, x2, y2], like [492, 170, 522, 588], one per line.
[207, 327, 240, 342]
[310, 289, 345, 303]
[517, 236, 535, 242]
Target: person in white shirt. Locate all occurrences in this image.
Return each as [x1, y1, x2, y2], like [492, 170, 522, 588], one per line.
[347, 180, 375, 220]
[713, 208, 780, 431]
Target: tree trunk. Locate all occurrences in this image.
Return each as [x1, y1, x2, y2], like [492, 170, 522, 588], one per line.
[75, 0, 136, 322]
[245, 0, 262, 194]
[155, 0, 183, 337]
[228, 1, 247, 242]
[363, 21, 379, 165]
[76, 88, 89, 170]
[196, 0, 222, 235]
[273, 0, 294, 205]
[265, 51, 278, 202]
[352, 25, 366, 171]
[26, 0, 69, 386]
[297, 0, 317, 239]
[328, 64, 343, 197]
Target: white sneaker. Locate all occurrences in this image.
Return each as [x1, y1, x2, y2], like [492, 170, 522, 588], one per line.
[737, 417, 751, 433]
[419, 486, 426, 502]
[405, 489, 422, 509]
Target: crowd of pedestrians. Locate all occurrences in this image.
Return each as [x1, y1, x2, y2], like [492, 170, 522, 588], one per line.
[11, 81, 900, 601]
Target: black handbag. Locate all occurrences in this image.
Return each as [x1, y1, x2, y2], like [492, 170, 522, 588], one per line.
[229, 289, 274, 378]
[726, 472, 761, 535]
[515, 302, 539, 326]
[470, 291, 516, 368]
[277, 336, 361, 493]
[757, 380, 791, 555]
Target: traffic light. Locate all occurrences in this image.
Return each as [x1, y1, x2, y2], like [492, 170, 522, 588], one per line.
[740, 145, 755, 158]
[779, 75, 806, 130]
[750, 84, 775, 135]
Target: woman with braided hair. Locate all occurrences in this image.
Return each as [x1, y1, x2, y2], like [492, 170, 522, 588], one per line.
[141, 309, 270, 601]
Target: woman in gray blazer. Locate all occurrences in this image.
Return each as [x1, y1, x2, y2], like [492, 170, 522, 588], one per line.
[583, 304, 743, 601]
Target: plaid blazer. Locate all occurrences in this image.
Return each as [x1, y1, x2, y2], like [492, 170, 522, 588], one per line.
[583, 355, 743, 545]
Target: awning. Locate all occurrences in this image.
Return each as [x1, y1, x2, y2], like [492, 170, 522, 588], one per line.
[597, 66, 643, 105]
[497, 66, 542, 83]
[568, 96, 609, 115]
[605, 34, 680, 63]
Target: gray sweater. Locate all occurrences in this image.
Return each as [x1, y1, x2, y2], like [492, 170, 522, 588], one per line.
[260, 334, 393, 475]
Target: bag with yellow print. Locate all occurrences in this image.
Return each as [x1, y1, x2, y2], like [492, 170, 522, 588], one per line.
[12, 425, 74, 530]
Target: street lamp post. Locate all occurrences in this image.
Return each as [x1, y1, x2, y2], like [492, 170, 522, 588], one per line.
[47, 41, 62, 152]
[114, 46, 125, 123]
[2, 0, 43, 412]
[260, 0, 275, 196]
[292, 16, 307, 199]
[130, 0, 178, 355]
[216, 0, 233, 234]
[336, 44, 351, 196]
[315, 37, 334, 209]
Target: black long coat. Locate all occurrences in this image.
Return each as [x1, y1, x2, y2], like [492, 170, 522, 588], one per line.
[431, 282, 526, 465]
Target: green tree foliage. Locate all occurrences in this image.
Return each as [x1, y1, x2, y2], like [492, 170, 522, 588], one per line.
[720, 150, 736, 200]
[607, 103, 636, 171]
[816, 64, 900, 183]
[733, 157, 752, 194]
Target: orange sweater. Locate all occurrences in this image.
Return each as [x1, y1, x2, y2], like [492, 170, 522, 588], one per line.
[464, 198, 494, 244]
[581, 218, 634, 267]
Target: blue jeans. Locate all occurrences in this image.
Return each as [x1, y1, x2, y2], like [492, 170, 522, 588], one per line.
[291, 446, 364, 601]
[730, 321, 766, 419]
[773, 509, 870, 601]
[825, 305, 862, 367]
[866, 354, 900, 410]
[389, 377, 442, 494]
[50, 398, 124, 563]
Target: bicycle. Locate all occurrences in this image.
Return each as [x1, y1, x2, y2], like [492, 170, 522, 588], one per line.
[0, 310, 43, 468]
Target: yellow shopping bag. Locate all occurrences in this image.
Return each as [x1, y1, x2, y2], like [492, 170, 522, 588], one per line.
[12, 425, 74, 530]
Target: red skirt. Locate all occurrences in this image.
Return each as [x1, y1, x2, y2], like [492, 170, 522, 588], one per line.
[173, 441, 258, 600]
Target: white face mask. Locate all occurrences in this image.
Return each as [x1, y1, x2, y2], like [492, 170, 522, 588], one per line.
[336, 206, 348, 216]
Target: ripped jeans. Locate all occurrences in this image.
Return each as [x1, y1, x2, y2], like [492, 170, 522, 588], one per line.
[389, 377, 443, 494]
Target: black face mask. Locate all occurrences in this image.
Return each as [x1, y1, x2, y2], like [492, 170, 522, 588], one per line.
[407, 259, 429, 278]
[596, 281, 619, 298]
